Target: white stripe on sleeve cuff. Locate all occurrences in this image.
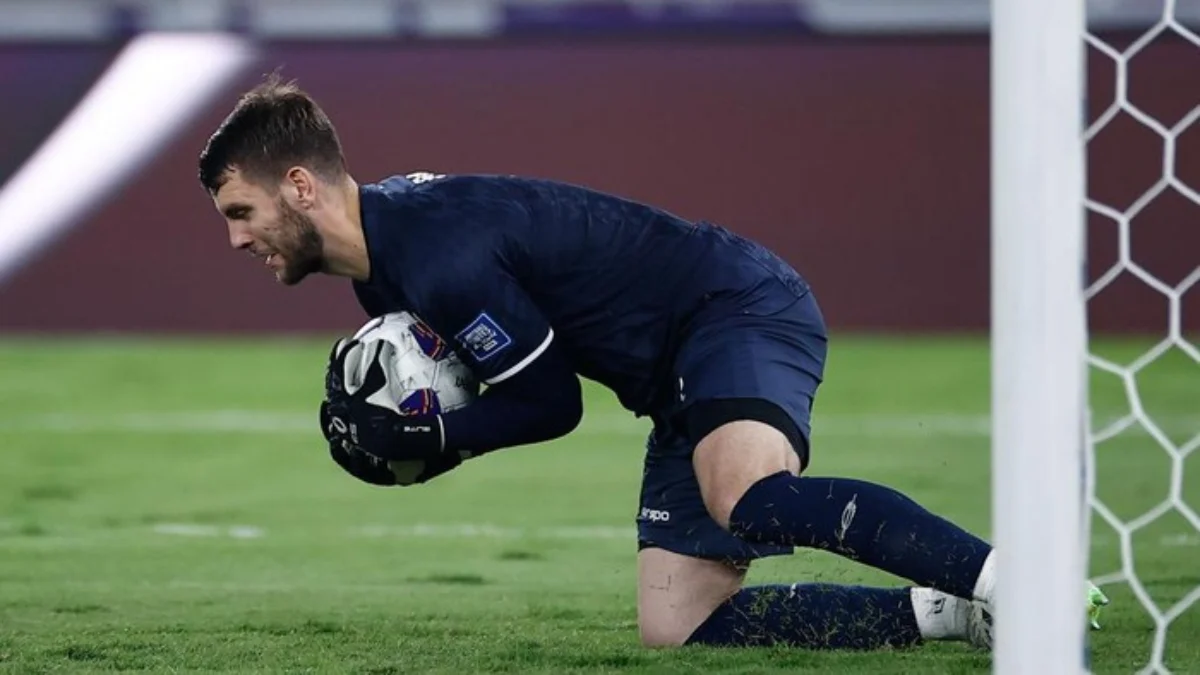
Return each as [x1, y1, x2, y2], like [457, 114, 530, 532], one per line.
[483, 328, 555, 386]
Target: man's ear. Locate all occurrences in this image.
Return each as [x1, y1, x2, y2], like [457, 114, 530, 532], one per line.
[285, 166, 318, 209]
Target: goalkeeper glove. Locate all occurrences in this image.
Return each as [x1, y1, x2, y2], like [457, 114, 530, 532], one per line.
[323, 419, 397, 486]
[320, 337, 445, 463]
[320, 402, 462, 487]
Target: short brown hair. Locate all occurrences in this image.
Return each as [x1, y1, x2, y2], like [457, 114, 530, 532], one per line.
[198, 72, 346, 194]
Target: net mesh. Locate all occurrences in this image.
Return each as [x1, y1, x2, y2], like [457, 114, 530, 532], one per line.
[1083, 1, 1200, 672]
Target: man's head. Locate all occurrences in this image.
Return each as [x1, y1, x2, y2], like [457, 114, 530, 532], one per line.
[199, 73, 348, 285]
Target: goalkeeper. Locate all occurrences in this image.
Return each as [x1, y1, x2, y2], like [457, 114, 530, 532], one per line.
[197, 74, 1105, 652]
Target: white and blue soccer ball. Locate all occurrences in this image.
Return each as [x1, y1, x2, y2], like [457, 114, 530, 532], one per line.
[342, 311, 479, 482]
[348, 311, 479, 415]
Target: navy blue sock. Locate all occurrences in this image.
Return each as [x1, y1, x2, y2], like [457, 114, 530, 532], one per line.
[728, 472, 992, 600]
[685, 583, 922, 650]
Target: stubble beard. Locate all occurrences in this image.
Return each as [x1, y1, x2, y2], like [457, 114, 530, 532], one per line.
[275, 198, 325, 286]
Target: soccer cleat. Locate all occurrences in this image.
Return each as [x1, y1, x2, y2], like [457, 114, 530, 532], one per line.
[963, 582, 1106, 651]
[1087, 582, 1110, 630]
[966, 600, 993, 650]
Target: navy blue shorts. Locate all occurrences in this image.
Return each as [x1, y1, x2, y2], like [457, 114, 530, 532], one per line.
[636, 283, 827, 564]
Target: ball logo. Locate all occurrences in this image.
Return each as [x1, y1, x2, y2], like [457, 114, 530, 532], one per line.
[399, 389, 441, 416]
[409, 319, 449, 360]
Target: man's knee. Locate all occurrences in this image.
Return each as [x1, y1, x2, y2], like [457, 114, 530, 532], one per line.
[639, 618, 691, 648]
[683, 398, 808, 529]
[637, 548, 745, 648]
[692, 418, 800, 530]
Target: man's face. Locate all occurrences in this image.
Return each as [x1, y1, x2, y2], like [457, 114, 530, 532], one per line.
[212, 169, 324, 286]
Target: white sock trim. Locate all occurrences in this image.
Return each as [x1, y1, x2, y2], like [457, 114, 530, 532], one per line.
[972, 550, 996, 606]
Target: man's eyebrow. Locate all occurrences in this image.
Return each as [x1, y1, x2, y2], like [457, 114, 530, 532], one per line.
[223, 203, 252, 218]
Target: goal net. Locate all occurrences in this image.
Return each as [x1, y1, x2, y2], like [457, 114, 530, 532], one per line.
[1083, 2, 1200, 673]
[993, 1, 1198, 673]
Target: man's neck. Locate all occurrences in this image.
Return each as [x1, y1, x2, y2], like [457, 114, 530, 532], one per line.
[321, 176, 371, 282]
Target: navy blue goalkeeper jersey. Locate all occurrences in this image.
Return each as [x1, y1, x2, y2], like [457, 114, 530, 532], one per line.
[351, 173, 811, 416]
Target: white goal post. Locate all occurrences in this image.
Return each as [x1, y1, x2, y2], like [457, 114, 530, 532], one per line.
[990, 0, 1089, 673]
[993, 1, 1200, 673]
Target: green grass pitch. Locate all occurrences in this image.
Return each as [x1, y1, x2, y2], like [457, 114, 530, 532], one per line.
[0, 334, 1196, 674]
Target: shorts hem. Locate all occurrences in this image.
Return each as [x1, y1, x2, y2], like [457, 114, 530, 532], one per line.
[636, 536, 793, 564]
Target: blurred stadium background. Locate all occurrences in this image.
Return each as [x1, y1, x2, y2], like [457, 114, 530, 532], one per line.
[0, 1, 1197, 673]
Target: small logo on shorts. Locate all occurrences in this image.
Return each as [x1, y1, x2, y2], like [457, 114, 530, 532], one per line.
[639, 507, 671, 523]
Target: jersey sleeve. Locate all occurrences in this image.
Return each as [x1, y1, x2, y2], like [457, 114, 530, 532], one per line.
[352, 281, 389, 317]
[416, 264, 555, 387]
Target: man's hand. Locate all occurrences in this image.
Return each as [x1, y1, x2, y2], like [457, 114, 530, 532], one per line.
[320, 337, 445, 463]
[322, 396, 467, 487]
[322, 405, 398, 486]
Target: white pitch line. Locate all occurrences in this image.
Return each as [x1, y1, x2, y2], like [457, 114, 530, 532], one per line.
[0, 411, 1195, 439]
[146, 522, 632, 541]
[142, 522, 1200, 548]
[0, 411, 315, 434]
[354, 524, 634, 540]
[151, 523, 266, 539]
[3, 521, 1196, 560]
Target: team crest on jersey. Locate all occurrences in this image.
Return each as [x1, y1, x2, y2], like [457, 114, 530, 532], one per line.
[408, 319, 449, 360]
[455, 312, 512, 362]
